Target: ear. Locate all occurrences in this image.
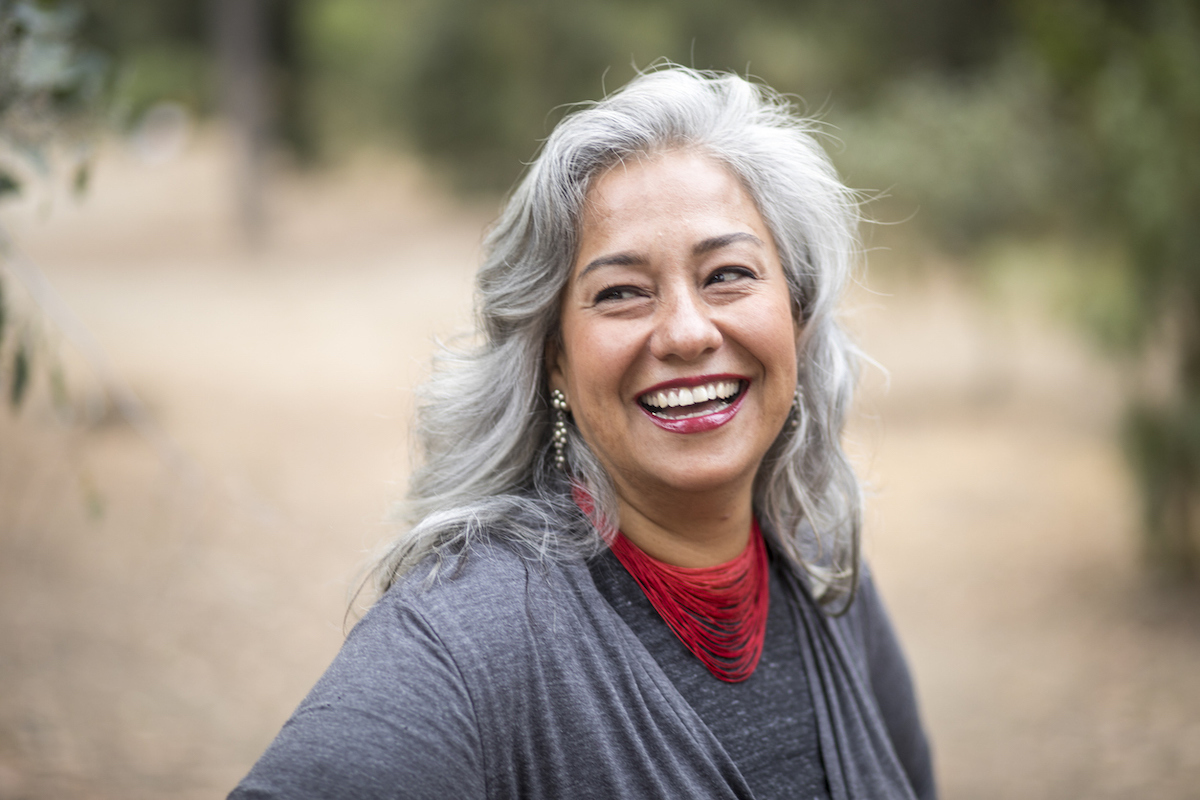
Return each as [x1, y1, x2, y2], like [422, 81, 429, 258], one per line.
[790, 291, 805, 330]
[791, 295, 806, 345]
[545, 333, 568, 395]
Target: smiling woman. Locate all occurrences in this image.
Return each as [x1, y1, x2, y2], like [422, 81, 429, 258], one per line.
[551, 151, 799, 567]
[230, 66, 936, 800]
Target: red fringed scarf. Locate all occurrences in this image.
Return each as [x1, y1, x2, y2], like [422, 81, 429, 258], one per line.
[609, 521, 769, 683]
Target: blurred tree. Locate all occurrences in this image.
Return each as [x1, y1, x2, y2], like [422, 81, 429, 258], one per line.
[79, 0, 309, 244]
[832, 58, 1063, 251]
[79, 0, 212, 117]
[0, 0, 108, 414]
[387, 0, 1020, 189]
[18, 0, 1199, 579]
[80, 0, 309, 149]
[70, 0, 1019, 191]
[392, 0, 763, 190]
[1015, 0, 1200, 578]
[366, 0, 1200, 580]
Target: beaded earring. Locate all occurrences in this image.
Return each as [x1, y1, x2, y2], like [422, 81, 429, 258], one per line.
[551, 389, 569, 470]
[790, 386, 802, 429]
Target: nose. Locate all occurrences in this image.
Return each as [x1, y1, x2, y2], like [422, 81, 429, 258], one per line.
[649, 287, 722, 362]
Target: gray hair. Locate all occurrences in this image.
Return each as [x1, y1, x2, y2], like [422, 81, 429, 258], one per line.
[372, 65, 863, 609]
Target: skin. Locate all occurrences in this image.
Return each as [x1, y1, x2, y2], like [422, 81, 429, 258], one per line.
[548, 149, 799, 568]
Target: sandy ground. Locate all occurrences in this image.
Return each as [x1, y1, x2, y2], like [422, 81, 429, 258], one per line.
[1, 133, 1198, 799]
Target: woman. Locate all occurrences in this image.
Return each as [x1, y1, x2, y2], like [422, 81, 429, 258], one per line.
[231, 66, 935, 800]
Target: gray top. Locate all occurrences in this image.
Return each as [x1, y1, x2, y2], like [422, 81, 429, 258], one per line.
[588, 547, 831, 799]
[230, 540, 935, 800]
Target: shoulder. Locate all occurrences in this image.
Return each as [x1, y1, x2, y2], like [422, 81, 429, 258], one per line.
[379, 539, 587, 622]
[231, 543, 600, 798]
[230, 548, 570, 800]
[352, 540, 595, 679]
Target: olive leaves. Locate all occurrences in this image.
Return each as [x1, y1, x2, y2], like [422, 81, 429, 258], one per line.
[0, 1, 107, 413]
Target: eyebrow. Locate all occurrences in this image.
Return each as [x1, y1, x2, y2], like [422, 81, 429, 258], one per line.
[578, 232, 764, 278]
[693, 231, 764, 256]
[578, 251, 646, 279]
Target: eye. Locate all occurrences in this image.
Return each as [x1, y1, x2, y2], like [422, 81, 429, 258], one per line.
[593, 285, 644, 304]
[706, 266, 755, 285]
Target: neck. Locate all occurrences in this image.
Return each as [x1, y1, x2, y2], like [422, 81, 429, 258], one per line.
[612, 480, 754, 568]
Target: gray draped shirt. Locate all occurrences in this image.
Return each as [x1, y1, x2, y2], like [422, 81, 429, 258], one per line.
[230, 540, 935, 799]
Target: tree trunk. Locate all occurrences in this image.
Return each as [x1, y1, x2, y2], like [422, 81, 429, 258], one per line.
[212, 0, 270, 248]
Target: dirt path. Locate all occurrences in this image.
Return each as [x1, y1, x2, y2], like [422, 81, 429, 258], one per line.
[1, 136, 1197, 799]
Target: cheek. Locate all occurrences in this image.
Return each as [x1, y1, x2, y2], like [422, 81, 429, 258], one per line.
[744, 315, 799, 406]
[744, 302, 798, 362]
[558, 322, 646, 461]
[562, 323, 639, 396]
[764, 292, 800, 372]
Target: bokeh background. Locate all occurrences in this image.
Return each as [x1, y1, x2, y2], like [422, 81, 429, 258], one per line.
[2, 0, 1199, 797]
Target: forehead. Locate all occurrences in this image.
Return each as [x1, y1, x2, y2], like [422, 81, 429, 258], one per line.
[576, 150, 772, 255]
[585, 150, 753, 216]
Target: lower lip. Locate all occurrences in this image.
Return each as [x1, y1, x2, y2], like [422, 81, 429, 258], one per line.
[639, 388, 748, 434]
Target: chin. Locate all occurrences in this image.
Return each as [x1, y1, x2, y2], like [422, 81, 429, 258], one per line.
[644, 461, 759, 498]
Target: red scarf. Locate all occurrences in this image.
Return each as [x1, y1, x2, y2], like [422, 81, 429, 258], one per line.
[609, 521, 770, 683]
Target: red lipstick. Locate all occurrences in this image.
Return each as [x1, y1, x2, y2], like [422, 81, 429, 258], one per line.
[638, 373, 747, 395]
[638, 376, 750, 434]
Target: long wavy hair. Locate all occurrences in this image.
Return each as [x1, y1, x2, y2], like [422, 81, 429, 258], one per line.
[371, 65, 863, 608]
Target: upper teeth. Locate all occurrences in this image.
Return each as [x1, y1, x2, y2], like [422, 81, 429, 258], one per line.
[641, 380, 741, 410]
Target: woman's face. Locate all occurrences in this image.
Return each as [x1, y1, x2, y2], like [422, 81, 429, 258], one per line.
[550, 150, 799, 513]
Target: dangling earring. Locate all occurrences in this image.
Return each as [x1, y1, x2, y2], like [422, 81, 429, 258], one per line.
[790, 386, 802, 429]
[551, 389, 569, 470]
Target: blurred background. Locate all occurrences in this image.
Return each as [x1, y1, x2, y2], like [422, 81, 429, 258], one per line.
[1, 0, 1198, 797]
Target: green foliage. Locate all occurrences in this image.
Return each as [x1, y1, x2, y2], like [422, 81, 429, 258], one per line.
[77, 0, 208, 115]
[834, 59, 1063, 250]
[400, 0, 628, 189]
[115, 41, 213, 121]
[0, 0, 109, 192]
[1071, 251, 1146, 355]
[1018, 0, 1200, 346]
[68, 0, 1023, 190]
[292, 0, 1015, 190]
[48, 360, 68, 414]
[70, 158, 87, 194]
[7, 0, 1198, 575]
[1014, 0, 1200, 575]
[295, 0, 433, 153]
[1124, 401, 1200, 578]
[77, 0, 312, 151]
[300, 0, 685, 186]
[0, 0, 108, 418]
[8, 336, 28, 409]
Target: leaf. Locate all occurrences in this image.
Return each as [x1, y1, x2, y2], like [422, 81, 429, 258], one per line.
[85, 483, 105, 521]
[10, 339, 29, 410]
[49, 362, 69, 417]
[0, 170, 20, 198]
[71, 161, 89, 196]
[82, 474, 105, 522]
[12, 141, 49, 177]
[76, 468, 105, 522]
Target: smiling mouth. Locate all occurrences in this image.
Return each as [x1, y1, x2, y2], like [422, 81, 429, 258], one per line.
[638, 379, 746, 420]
